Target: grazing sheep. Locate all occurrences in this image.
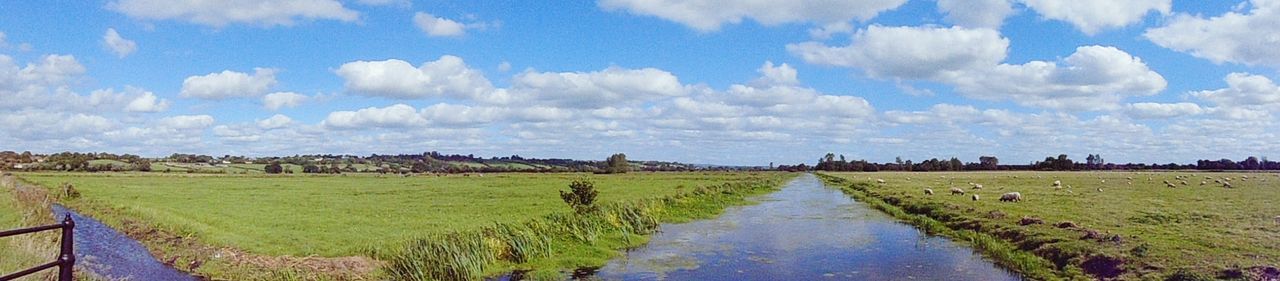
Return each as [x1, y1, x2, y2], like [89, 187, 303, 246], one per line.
[1052, 180, 1062, 187]
[924, 188, 935, 195]
[972, 184, 983, 189]
[1274, 216, 1280, 225]
[1100, 179, 1106, 184]
[1200, 181, 1207, 186]
[1000, 192, 1023, 202]
[1166, 183, 1177, 188]
[1180, 180, 1189, 185]
[876, 179, 886, 184]
[1097, 188, 1103, 192]
[972, 194, 980, 201]
[950, 187, 965, 195]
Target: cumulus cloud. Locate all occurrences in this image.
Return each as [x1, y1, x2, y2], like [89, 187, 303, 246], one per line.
[257, 114, 293, 129]
[158, 115, 215, 130]
[413, 12, 468, 37]
[788, 25, 1007, 80]
[948, 45, 1167, 110]
[1191, 73, 1280, 107]
[262, 92, 307, 110]
[102, 28, 137, 58]
[790, 26, 1165, 111]
[1125, 102, 1203, 119]
[597, 0, 907, 32]
[180, 68, 278, 100]
[323, 104, 427, 129]
[1144, 0, 1280, 68]
[124, 90, 169, 112]
[1021, 0, 1170, 35]
[335, 55, 494, 100]
[937, 0, 1014, 29]
[107, 0, 359, 27]
[509, 67, 689, 108]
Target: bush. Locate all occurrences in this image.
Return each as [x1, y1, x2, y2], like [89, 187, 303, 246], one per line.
[560, 180, 598, 213]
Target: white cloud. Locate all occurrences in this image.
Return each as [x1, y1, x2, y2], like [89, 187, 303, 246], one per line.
[356, 0, 408, 6]
[102, 28, 137, 58]
[1144, 0, 1280, 68]
[807, 22, 853, 40]
[497, 61, 512, 72]
[948, 45, 1167, 110]
[510, 66, 689, 108]
[1021, 0, 1170, 35]
[597, 0, 907, 32]
[262, 92, 307, 110]
[419, 103, 504, 126]
[107, 0, 359, 27]
[790, 26, 1165, 111]
[788, 25, 1008, 80]
[323, 104, 427, 129]
[124, 90, 169, 112]
[1125, 102, 1203, 119]
[413, 12, 467, 37]
[0, 110, 114, 140]
[158, 115, 215, 130]
[1191, 73, 1280, 107]
[937, 0, 1014, 29]
[180, 68, 278, 100]
[335, 55, 494, 100]
[257, 114, 294, 129]
[1, 54, 86, 87]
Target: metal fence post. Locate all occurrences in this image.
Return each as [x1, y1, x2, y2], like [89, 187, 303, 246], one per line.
[58, 214, 74, 281]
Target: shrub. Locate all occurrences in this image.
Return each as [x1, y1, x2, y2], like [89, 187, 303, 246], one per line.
[560, 180, 598, 214]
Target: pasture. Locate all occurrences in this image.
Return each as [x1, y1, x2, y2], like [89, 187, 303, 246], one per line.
[13, 172, 790, 279]
[821, 171, 1280, 280]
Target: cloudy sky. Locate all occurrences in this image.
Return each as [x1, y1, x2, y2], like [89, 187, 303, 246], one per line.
[1, 1, 1278, 165]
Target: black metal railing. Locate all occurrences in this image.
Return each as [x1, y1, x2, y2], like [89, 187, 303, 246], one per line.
[0, 214, 74, 281]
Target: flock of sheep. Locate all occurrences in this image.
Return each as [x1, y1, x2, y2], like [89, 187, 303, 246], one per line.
[871, 172, 1280, 206]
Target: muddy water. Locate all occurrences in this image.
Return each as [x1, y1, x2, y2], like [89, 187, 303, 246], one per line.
[50, 204, 196, 281]
[586, 174, 1020, 280]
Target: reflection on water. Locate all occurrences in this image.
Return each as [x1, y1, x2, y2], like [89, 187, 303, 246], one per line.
[51, 204, 197, 281]
[589, 174, 1021, 281]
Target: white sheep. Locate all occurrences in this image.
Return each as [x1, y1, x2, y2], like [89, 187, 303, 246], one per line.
[1274, 216, 1280, 225]
[1052, 180, 1062, 187]
[972, 194, 980, 201]
[876, 179, 886, 184]
[950, 187, 965, 195]
[1000, 192, 1022, 202]
[924, 188, 935, 195]
[973, 184, 983, 189]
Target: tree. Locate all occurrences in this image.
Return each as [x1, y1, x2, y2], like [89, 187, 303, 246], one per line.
[303, 164, 321, 173]
[560, 180, 598, 213]
[135, 160, 152, 172]
[264, 162, 284, 174]
[979, 156, 999, 170]
[605, 153, 628, 174]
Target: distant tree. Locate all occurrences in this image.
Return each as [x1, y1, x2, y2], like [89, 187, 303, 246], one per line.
[605, 153, 629, 174]
[264, 162, 284, 174]
[979, 156, 999, 170]
[303, 164, 321, 173]
[135, 160, 152, 172]
[560, 180, 598, 213]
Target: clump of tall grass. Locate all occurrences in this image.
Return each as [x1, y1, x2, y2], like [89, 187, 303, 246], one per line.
[382, 177, 780, 281]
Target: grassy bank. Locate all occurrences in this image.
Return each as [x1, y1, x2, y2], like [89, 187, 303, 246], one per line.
[17, 172, 792, 280]
[819, 171, 1280, 280]
[381, 176, 790, 280]
[0, 175, 59, 279]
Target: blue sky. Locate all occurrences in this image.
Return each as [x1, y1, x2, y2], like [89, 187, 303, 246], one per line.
[2, 0, 1279, 165]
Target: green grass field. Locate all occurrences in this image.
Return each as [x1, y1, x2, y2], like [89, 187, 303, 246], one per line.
[821, 171, 1280, 280]
[13, 172, 790, 279]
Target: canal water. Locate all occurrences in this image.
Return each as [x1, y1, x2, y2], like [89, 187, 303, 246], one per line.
[584, 173, 1020, 280]
[50, 204, 197, 281]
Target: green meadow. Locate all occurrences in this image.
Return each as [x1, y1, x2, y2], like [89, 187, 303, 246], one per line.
[820, 171, 1280, 280]
[13, 172, 792, 280]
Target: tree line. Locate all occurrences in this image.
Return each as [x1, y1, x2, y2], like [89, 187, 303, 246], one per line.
[804, 153, 1280, 172]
